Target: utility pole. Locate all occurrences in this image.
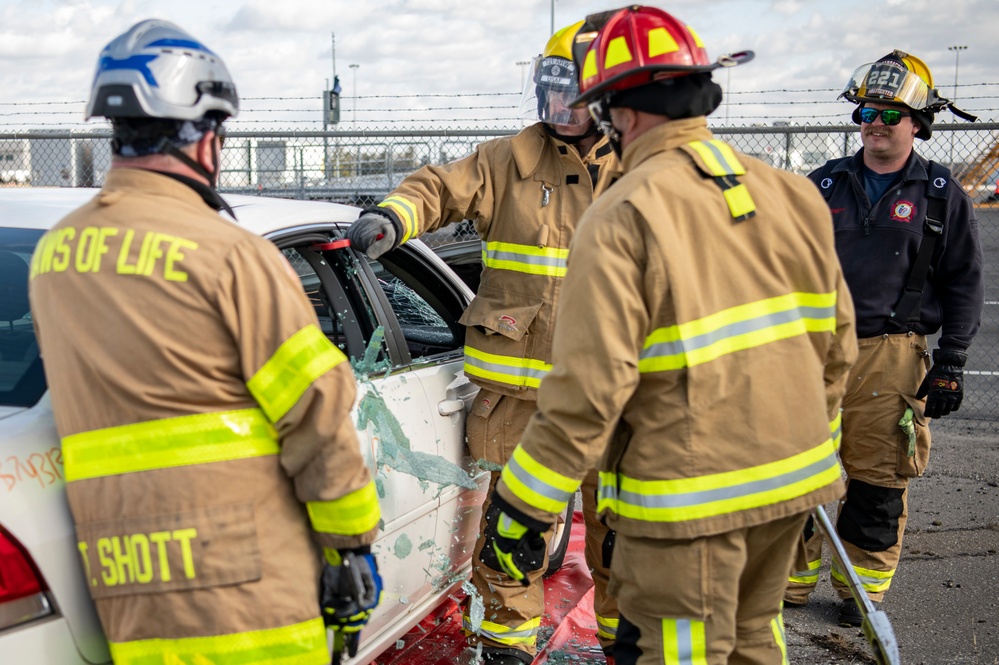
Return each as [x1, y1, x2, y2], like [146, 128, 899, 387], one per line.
[350, 64, 360, 128]
[550, 0, 555, 35]
[948, 45, 967, 167]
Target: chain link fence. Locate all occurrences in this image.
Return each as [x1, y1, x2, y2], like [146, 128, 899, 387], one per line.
[1, 122, 996, 423]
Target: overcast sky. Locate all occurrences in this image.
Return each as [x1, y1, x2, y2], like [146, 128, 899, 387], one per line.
[1, 0, 996, 130]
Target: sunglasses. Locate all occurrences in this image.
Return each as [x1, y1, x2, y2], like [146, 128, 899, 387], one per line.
[859, 107, 911, 125]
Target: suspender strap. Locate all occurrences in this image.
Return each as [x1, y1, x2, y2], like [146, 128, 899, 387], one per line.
[889, 161, 949, 329]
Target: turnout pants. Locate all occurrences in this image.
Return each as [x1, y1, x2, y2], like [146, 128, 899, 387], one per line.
[463, 389, 618, 658]
[611, 514, 806, 665]
[786, 334, 931, 603]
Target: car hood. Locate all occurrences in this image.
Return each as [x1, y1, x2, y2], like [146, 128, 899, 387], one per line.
[0, 405, 28, 420]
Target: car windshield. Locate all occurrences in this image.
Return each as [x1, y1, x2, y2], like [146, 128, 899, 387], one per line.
[0, 227, 45, 408]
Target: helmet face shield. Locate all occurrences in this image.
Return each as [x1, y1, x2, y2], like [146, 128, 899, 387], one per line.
[519, 55, 587, 126]
[841, 59, 932, 110]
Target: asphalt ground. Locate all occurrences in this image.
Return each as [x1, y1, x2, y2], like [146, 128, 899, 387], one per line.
[782, 417, 999, 664]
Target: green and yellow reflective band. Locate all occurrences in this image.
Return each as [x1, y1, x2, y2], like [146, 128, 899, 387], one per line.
[247, 325, 347, 424]
[378, 195, 419, 243]
[662, 618, 708, 664]
[772, 613, 789, 665]
[462, 615, 541, 646]
[596, 614, 619, 640]
[830, 411, 843, 451]
[493, 543, 525, 582]
[307, 481, 381, 536]
[62, 409, 279, 482]
[789, 559, 821, 584]
[687, 139, 746, 176]
[638, 291, 837, 374]
[481, 241, 569, 277]
[108, 617, 327, 665]
[597, 438, 841, 522]
[463, 346, 551, 389]
[831, 561, 894, 593]
[502, 445, 579, 515]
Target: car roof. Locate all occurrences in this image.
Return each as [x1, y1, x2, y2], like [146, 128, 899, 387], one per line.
[0, 187, 360, 235]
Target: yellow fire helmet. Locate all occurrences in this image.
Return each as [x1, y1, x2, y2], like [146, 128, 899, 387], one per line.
[519, 20, 589, 126]
[841, 50, 943, 111]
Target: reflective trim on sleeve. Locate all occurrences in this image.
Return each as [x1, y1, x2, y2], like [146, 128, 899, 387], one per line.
[247, 325, 347, 424]
[108, 617, 328, 665]
[597, 438, 841, 523]
[789, 559, 822, 585]
[463, 346, 551, 389]
[831, 561, 894, 593]
[502, 445, 580, 516]
[62, 409, 279, 482]
[462, 614, 541, 647]
[306, 481, 381, 536]
[661, 618, 708, 665]
[638, 292, 838, 373]
[596, 614, 619, 640]
[378, 196, 419, 243]
[481, 241, 569, 277]
[830, 411, 843, 451]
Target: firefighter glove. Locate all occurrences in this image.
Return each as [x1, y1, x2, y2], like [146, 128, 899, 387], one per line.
[479, 495, 548, 585]
[319, 546, 383, 641]
[916, 348, 967, 418]
[347, 209, 399, 260]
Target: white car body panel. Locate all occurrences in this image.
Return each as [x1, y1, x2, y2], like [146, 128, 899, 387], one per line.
[0, 187, 488, 665]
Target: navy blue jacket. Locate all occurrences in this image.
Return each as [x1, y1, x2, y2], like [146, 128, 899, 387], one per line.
[809, 149, 983, 350]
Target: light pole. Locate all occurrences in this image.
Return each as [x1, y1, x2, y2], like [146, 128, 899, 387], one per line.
[550, 0, 556, 35]
[947, 45, 967, 167]
[349, 63, 359, 127]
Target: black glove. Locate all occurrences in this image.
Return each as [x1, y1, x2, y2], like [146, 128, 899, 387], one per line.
[479, 495, 548, 585]
[346, 209, 399, 260]
[320, 547, 383, 659]
[916, 348, 967, 418]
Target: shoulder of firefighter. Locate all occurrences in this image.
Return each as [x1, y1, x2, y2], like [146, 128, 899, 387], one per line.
[28, 170, 379, 661]
[496, 123, 856, 540]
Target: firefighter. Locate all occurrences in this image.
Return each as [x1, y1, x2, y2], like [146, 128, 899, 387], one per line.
[346, 21, 620, 665]
[783, 51, 984, 627]
[479, 6, 858, 664]
[29, 20, 381, 663]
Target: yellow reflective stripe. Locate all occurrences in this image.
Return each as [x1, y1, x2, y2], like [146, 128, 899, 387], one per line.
[831, 561, 894, 593]
[597, 438, 841, 522]
[772, 613, 789, 665]
[605, 36, 633, 69]
[109, 617, 327, 665]
[687, 139, 746, 176]
[686, 25, 706, 49]
[662, 618, 708, 665]
[639, 292, 838, 373]
[582, 50, 598, 82]
[307, 481, 381, 536]
[789, 559, 822, 584]
[378, 196, 419, 243]
[647, 27, 679, 58]
[247, 325, 347, 424]
[482, 241, 569, 277]
[502, 445, 580, 515]
[463, 346, 551, 389]
[723, 183, 755, 219]
[830, 411, 843, 451]
[596, 614, 619, 639]
[463, 615, 541, 646]
[62, 409, 279, 482]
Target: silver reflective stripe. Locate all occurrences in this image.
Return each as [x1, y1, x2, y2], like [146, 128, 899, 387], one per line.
[482, 242, 568, 271]
[463, 348, 550, 388]
[673, 619, 701, 663]
[461, 616, 539, 641]
[698, 140, 740, 175]
[640, 305, 835, 365]
[506, 452, 575, 506]
[615, 454, 838, 510]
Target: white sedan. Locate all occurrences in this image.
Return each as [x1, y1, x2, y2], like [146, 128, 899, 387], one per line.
[0, 188, 574, 664]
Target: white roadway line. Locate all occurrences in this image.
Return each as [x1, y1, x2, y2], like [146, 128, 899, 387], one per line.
[966, 370, 999, 376]
[986, 301, 999, 306]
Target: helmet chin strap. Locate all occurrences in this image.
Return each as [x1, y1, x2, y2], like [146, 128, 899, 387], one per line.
[588, 96, 624, 158]
[154, 136, 220, 186]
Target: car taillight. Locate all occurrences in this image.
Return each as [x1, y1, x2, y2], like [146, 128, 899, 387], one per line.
[0, 524, 54, 631]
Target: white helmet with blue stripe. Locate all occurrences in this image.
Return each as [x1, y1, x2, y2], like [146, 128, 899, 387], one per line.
[86, 19, 238, 121]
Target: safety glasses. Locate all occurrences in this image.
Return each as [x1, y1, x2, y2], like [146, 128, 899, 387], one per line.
[859, 107, 911, 125]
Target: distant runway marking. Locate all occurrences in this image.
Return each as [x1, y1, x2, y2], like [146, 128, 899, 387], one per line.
[966, 370, 999, 376]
